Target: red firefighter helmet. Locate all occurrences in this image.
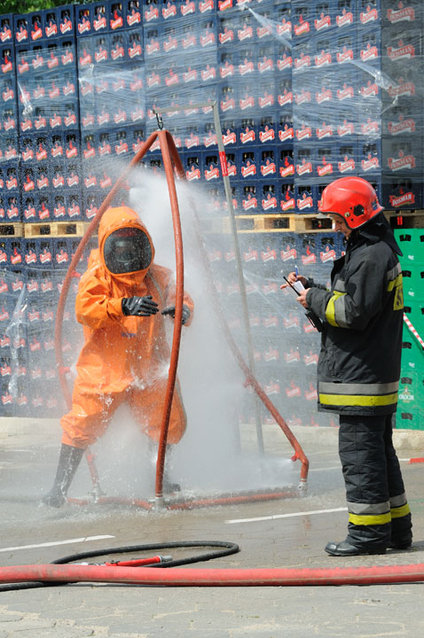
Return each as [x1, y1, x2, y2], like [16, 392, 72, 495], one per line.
[318, 176, 383, 229]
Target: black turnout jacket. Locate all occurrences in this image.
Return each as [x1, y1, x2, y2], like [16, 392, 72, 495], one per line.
[306, 214, 404, 416]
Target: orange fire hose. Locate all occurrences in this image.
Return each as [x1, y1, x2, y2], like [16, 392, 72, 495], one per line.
[0, 562, 424, 587]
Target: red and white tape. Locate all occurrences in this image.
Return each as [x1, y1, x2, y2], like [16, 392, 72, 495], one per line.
[403, 313, 424, 350]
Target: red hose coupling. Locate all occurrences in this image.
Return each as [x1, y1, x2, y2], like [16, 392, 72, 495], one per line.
[105, 555, 173, 567]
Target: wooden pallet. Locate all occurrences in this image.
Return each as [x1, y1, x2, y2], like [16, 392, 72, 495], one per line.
[200, 214, 333, 234]
[0, 223, 24, 237]
[238, 214, 332, 233]
[24, 221, 90, 238]
[385, 210, 424, 229]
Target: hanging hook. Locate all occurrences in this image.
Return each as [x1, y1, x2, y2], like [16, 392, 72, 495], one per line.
[155, 110, 164, 130]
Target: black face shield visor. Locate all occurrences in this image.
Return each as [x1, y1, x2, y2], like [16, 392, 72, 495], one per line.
[103, 227, 152, 274]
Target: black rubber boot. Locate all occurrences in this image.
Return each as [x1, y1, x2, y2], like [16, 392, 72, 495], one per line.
[325, 539, 387, 556]
[41, 444, 85, 508]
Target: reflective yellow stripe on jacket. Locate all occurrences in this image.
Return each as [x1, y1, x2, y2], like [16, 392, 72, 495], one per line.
[325, 291, 346, 327]
[319, 381, 399, 409]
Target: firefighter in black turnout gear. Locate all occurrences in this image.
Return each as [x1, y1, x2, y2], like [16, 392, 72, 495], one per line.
[284, 176, 412, 556]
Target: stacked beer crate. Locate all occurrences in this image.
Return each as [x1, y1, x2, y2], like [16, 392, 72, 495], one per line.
[0, 0, 422, 428]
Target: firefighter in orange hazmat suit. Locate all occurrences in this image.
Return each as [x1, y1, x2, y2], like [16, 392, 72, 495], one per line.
[42, 205, 193, 507]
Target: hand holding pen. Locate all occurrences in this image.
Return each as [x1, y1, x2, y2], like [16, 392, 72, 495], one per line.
[280, 267, 308, 291]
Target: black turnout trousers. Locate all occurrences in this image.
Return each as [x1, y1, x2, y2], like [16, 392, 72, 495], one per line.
[339, 414, 412, 549]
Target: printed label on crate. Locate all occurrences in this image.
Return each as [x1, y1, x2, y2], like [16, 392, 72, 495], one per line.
[0, 24, 12, 42]
[261, 247, 277, 263]
[54, 202, 66, 218]
[243, 247, 258, 262]
[257, 91, 273, 108]
[387, 42, 415, 61]
[316, 123, 334, 139]
[361, 43, 379, 61]
[315, 51, 332, 67]
[280, 195, 295, 211]
[297, 195, 313, 210]
[260, 161, 276, 177]
[388, 152, 416, 171]
[242, 196, 257, 210]
[295, 89, 311, 105]
[336, 48, 354, 64]
[277, 55, 292, 72]
[320, 245, 337, 262]
[258, 58, 273, 74]
[199, 0, 213, 12]
[296, 160, 313, 176]
[336, 11, 353, 27]
[315, 12, 331, 30]
[295, 54, 311, 71]
[262, 280, 278, 295]
[262, 195, 277, 210]
[361, 119, 380, 136]
[278, 90, 293, 107]
[241, 163, 256, 178]
[389, 191, 416, 208]
[162, 4, 177, 19]
[360, 7, 378, 24]
[61, 49, 74, 66]
[304, 351, 319, 366]
[144, 6, 159, 21]
[359, 80, 379, 98]
[294, 20, 310, 37]
[337, 120, 355, 136]
[2, 84, 14, 101]
[388, 116, 416, 135]
[388, 80, 415, 99]
[317, 160, 334, 177]
[361, 156, 380, 171]
[259, 129, 275, 144]
[181, 0, 195, 16]
[338, 157, 355, 173]
[186, 166, 201, 181]
[387, 5, 415, 24]
[296, 125, 312, 141]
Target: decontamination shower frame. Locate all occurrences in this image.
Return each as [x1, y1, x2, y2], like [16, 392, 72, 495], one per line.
[54, 116, 309, 509]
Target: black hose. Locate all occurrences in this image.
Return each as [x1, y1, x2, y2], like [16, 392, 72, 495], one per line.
[0, 541, 240, 592]
[52, 540, 239, 568]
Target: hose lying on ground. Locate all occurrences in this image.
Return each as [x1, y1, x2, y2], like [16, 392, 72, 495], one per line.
[0, 540, 239, 592]
[0, 541, 423, 589]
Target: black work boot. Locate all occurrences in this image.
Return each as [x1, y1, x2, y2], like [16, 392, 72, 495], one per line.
[41, 444, 85, 508]
[325, 539, 387, 556]
[390, 512, 413, 549]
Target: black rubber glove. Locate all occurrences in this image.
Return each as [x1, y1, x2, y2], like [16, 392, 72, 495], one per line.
[122, 295, 159, 317]
[161, 304, 191, 325]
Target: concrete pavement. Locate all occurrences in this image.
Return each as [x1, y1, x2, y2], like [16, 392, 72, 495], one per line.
[0, 418, 423, 637]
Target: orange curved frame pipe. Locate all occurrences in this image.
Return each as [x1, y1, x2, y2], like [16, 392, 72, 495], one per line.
[1, 562, 424, 587]
[54, 130, 185, 499]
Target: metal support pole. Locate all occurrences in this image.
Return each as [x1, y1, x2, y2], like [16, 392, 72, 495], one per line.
[212, 102, 265, 454]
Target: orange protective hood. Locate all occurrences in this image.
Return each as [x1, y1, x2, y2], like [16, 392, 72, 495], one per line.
[98, 206, 155, 284]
